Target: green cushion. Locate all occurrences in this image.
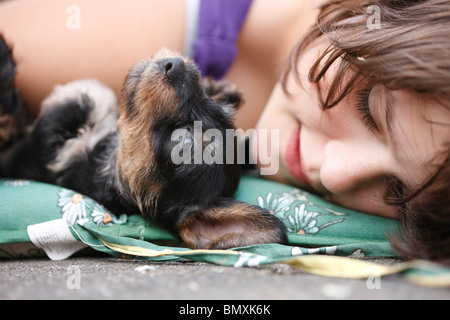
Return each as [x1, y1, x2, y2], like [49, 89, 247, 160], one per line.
[0, 176, 398, 259]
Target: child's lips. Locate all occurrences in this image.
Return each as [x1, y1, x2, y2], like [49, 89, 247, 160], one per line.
[285, 126, 313, 189]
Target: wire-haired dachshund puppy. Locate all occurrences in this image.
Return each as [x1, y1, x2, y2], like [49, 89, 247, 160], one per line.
[0, 48, 288, 249]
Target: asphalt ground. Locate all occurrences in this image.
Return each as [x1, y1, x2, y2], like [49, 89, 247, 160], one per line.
[1, 253, 449, 301]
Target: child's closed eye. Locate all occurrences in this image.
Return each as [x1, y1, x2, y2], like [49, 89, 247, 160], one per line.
[356, 87, 379, 132]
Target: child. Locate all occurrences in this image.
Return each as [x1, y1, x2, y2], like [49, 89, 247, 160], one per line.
[1, 0, 449, 263]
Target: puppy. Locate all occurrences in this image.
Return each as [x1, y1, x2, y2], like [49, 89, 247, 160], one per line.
[0, 49, 288, 249]
[0, 35, 26, 151]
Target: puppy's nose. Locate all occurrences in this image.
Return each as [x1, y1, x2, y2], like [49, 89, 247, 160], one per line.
[159, 58, 185, 81]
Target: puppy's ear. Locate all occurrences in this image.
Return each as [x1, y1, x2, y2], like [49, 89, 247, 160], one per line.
[201, 77, 243, 115]
[177, 199, 288, 250]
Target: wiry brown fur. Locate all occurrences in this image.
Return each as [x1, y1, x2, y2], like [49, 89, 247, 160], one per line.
[178, 200, 288, 250]
[116, 50, 195, 216]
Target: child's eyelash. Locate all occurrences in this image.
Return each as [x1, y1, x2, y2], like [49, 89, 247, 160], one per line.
[356, 87, 379, 132]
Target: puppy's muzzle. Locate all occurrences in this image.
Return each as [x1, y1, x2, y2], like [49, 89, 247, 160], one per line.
[158, 57, 186, 82]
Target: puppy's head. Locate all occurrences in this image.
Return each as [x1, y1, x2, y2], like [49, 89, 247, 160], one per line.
[118, 49, 242, 219]
[117, 49, 288, 249]
[0, 35, 24, 150]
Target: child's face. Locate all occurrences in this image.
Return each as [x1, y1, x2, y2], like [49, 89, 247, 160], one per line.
[252, 38, 450, 218]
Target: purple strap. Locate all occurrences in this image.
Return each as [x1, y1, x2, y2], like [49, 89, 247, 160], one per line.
[193, 0, 253, 79]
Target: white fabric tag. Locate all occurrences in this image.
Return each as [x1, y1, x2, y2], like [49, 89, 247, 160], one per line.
[27, 219, 87, 260]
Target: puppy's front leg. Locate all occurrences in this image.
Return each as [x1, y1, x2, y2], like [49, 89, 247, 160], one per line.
[177, 199, 288, 250]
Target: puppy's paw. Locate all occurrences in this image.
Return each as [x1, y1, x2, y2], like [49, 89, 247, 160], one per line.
[200, 77, 243, 111]
[177, 199, 288, 250]
[0, 115, 19, 149]
[0, 34, 25, 149]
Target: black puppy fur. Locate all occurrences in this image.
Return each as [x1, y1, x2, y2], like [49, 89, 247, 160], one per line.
[0, 48, 288, 249]
[0, 35, 26, 150]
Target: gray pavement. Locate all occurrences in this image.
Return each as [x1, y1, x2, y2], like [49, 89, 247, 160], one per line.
[1, 254, 449, 300]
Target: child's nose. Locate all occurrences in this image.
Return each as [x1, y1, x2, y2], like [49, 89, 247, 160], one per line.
[319, 139, 392, 193]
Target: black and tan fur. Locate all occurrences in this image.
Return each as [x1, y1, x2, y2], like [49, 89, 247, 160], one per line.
[0, 35, 26, 151]
[0, 47, 288, 249]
